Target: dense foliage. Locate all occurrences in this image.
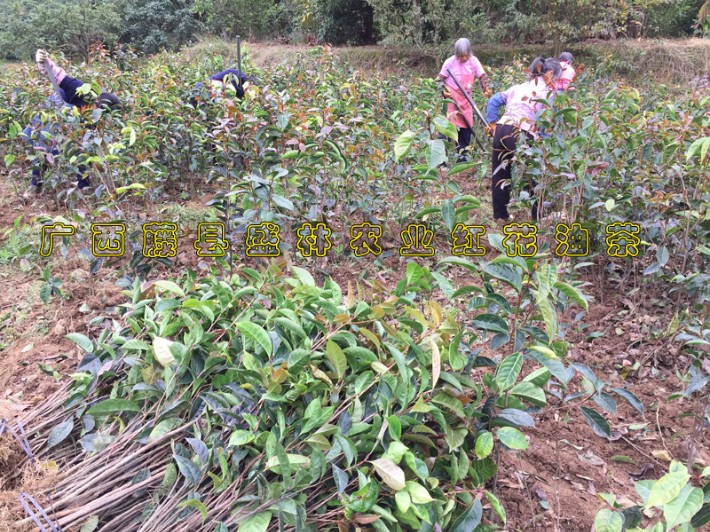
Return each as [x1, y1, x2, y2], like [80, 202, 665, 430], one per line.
[0, 0, 707, 60]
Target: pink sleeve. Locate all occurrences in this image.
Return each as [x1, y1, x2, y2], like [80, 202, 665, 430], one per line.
[556, 78, 571, 90]
[37, 58, 67, 85]
[471, 57, 485, 78]
[439, 57, 453, 79]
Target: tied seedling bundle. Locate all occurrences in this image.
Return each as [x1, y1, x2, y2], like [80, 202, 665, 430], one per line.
[10, 262, 520, 531]
[6, 255, 652, 531]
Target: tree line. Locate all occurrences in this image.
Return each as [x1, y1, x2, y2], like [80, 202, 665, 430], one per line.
[0, 0, 706, 61]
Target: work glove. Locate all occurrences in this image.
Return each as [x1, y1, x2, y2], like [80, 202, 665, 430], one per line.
[485, 123, 497, 138]
[35, 49, 49, 64]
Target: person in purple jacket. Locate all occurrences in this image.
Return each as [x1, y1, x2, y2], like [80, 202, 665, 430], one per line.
[25, 49, 120, 193]
[486, 57, 561, 222]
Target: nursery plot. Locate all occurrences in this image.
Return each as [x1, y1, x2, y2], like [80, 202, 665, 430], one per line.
[0, 44, 708, 531]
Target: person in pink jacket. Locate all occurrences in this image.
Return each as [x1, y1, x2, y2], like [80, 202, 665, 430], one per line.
[437, 38, 491, 162]
[486, 57, 562, 221]
[553, 52, 576, 91]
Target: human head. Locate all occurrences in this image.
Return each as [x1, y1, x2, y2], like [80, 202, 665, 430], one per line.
[531, 57, 562, 82]
[529, 56, 545, 76]
[454, 38, 472, 61]
[559, 51, 574, 64]
[96, 92, 120, 110]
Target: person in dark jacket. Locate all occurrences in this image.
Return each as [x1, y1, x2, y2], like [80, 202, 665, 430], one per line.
[25, 49, 120, 193]
[35, 49, 120, 110]
[190, 68, 252, 106]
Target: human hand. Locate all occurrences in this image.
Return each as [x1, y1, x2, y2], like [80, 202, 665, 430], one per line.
[35, 49, 49, 64]
[485, 123, 497, 137]
[442, 87, 452, 99]
[484, 86, 493, 98]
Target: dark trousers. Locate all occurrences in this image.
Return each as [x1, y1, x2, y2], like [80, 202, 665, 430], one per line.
[456, 127, 472, 156]
[491, 123, 538, 220]
[31, 156, 89, 189]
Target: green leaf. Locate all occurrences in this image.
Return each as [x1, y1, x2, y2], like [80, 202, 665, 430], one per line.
[326, 340, 347, 379]
[426, 138, 446, 169]
[691, 504, 710, 527]
[609, 387, 644, 413]
[441, 200, 455, 231]
[394, 130, 417, 161]
[553, 281, 588, 311]
[432, 393, 465, 418]
[433, 115, 458, 142]
[65, 333, 93, 353]
[47, 419, 74, 449]
[87, 398, 140, 416]
[537, 298, 558, 339]
[496, 427, 528, 450]
[153, 280, 185, 297]
[495, 353, 523, 392]
[274, 317, 307, 340]
[429, 337, 441, 390]
[579, 406, 611, 438]
[265, 454, 310, 474]
[475, 431, 493, 459]
[174, 455, 202, 485]
[444, 427, 467, 451]
[4, 154, 15, 168]
[405, 481, 434, 504]
[485, 491, 506, 525]
[403, 452, 429, 480]
[701, 136, 710, 162]
[291, 266, 315, 287]
[237, 322, 272, 357]
[347, 479, 379, 513]
[593, 509, 624, 532]
[593, 392, 617, 414]
[473, 313, 509, 335]
[447, 162, 476, 176]
[663, 484, 703, 529]
[395, 490, 411, 513]
[332, 465, 348, 493]
[522, 367, 551, 387]
[178, 499, 208, 524]
[536, 263, 558, 301]
[448, 498, 482, 532]
[510, 381, 547, 406]
[483, 263, 523, 291]
[370, 458, 406, 491]
[122, 339, 150, 351]
[237, 511, 272, 532]
[148, 419, 179, 441]
[635, 480, 655, 504]
[229, 430, 255, 447]
[647, 467, 690, 509]
[494, 408, 535, 428]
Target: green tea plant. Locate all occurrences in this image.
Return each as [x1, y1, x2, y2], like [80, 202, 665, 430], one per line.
[594, 460, 710, 531]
